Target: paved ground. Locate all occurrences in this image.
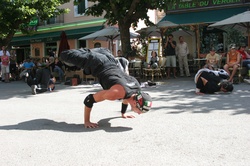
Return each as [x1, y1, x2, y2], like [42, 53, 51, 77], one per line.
[0, 77, 250, 166]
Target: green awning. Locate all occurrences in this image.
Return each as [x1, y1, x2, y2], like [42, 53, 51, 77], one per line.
[11, 26, 103, 46]
[160, 7, 249, 25]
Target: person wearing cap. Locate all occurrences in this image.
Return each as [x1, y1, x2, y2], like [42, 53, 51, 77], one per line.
[60, 47, 152, 128]
[194, 68, 233, 95]
[223, 44, 241, 83]
[205, 47, 220, 70]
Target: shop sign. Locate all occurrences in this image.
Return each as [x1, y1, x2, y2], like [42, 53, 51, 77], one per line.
[30, 39, 42, 43]
[167, 0, 250, 11]
[29, 17, 38, 26]
[30, 37, 56, 43]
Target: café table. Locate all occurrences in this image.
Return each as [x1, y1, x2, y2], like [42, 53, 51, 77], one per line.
[193, 58, 207, 69]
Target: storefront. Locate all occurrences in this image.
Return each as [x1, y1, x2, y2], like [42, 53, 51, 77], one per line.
[160, 0, 250, 56]
[10, 19, 105, 62]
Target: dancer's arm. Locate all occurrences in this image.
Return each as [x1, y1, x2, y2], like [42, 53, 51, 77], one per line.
[84, 84, 125, 128]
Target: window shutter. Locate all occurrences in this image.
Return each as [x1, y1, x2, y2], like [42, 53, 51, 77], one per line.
[78, 1, 85, 14]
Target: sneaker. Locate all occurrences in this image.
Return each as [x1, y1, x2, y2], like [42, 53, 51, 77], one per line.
[31, 85, 37, 95]
[244, 79, 250, 84]
[147, 80, 156, 86]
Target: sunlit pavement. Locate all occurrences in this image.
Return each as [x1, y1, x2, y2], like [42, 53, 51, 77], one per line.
[0, 77, 249, 166]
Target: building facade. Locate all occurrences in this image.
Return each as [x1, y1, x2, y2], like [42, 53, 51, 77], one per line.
[11, 0, 108, 63]
[159, 0, 250, 56]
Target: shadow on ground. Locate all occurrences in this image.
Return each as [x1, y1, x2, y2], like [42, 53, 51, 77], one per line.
[0, 117, 132, 133]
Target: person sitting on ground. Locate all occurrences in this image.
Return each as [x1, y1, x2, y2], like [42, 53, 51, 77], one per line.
[194, 68, 233, 95]
[223, 44, 241, 83]
[19, 57, 36, 80]
[205, 47, 220, 70]
[26, 68, 56, 95]
[60, 47, 152, 128]
[147, 51, 159, 69]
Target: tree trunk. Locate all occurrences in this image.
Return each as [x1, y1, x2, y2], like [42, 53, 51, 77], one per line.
[118, 22, 132, 59]
[0, 31, 15, 48]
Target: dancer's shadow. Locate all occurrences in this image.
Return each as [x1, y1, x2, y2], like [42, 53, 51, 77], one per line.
[0, 117, 132, 133]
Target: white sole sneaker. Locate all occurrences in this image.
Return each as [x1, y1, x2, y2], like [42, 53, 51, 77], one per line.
[243, 79, 250, 84]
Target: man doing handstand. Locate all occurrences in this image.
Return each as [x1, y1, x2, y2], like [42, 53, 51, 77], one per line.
[60, 48, 152, 128]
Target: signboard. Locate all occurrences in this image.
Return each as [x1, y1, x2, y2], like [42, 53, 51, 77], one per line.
[29, 17, 38, 26]
[146, 38, 161, 63]
[167, 0, 250, 11]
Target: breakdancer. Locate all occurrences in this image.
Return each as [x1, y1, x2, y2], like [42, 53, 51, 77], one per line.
[194, 68, 233, 95]
[60, 48, 152, 128]
[26, 68, 56, 95]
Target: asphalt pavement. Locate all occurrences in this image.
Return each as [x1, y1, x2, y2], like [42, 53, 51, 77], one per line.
[0, 77, 249, 166]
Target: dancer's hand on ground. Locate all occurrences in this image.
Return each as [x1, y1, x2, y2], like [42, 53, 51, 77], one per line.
[196, 92, 204, 95]
[84, 121, 99, 128]
[122, 113, 135, 118]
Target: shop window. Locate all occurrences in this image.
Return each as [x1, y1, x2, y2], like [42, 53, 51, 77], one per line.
[35, 48, 40, 56]
[13, 45, 30, 63]
[74, 0, 88, 17]
[45, 42, 57, 57]
[79, 40, 87, 48]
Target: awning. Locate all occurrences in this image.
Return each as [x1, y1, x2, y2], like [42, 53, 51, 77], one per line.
[160, 7, 249, 25]
[11, 19, 105, 46]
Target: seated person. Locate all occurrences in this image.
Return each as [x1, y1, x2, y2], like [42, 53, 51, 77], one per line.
[238, 44, 250, 76]
[194, 68, 233, 95]
[147, 51, 159, 69]
[54, 57, 65, 82]
[26, 68, 56, 95]
[223, 44, 241, 83]
[19, 57, 36, 79]
[205, 47, 220, 70]
[48, 57, 64, 83]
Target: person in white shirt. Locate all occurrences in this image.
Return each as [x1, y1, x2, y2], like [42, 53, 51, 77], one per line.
[0, 46, 10, 56]
[176, 36, 190, 77]
[0, 46, 11, 80]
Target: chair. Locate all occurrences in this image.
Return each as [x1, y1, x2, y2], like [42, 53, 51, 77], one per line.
[143, 67, 163, 81]
[128, 61, 142, 77]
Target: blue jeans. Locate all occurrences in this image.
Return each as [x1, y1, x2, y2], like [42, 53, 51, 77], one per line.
[242, 60, 250, 70]
[54, 66, 64, 81]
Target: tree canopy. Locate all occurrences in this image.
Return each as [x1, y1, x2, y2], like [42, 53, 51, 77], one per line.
[76, 0, 181, 57]
[0, 0, 70, 47]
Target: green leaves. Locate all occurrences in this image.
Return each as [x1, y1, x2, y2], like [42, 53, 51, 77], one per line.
[0, 0, 70, 46]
